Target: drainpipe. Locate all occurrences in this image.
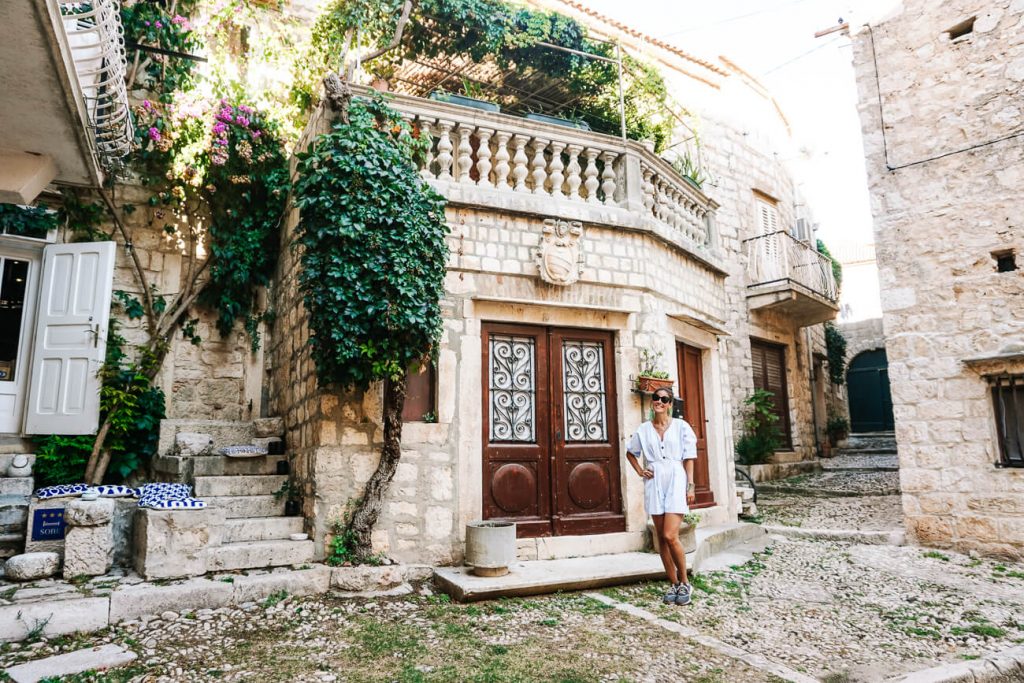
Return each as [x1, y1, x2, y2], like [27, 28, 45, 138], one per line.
[806, 326, 821, 459]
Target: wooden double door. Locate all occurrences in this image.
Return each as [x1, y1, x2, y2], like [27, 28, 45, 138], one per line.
[482, 323, 625, 537]
[676, 342, 714, 509]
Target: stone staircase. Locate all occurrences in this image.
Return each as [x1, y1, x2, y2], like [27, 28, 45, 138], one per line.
[0, 454, 34, 559]
[154, 419, 314, 572]
[736, 484, 757, 519]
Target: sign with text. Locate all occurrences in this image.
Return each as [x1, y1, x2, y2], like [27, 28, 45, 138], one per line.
[31, 508, 66, 541]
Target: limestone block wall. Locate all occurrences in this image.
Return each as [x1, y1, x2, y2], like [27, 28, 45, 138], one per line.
[852, 0, 1024, 558]
[842, 318, 886, 362]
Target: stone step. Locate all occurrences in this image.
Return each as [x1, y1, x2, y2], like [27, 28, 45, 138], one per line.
[0, 532, 24, 558]
[0, 478, 33, 497]
[0, 498, 29, 527]
[194, 456, 284, 477]
[205, 539, 314, 572]
[222, 516, 304, 543]
[736, 486, 755, 501]
[204, 495, 285, 519]
[194, 475, 287, 498]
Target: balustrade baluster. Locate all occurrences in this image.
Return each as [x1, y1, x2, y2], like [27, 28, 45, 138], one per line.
[511, 135, 530, 192]
[583, 148, 600, 203]
[600, 151, 618, 205]
[455, 124, 473, 183]
[547, 141, 566, 198]
[531, 138, 549, 194]
[565, 144, 583, 200]
[418, 117, 435, 180]
[436, 120, 455, 181]
[476, 128, 494, 187]
[641, 166, 655, 213]
[493, 131, 512, 190]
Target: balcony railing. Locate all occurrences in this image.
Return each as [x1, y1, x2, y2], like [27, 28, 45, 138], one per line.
[372, 89, 720, 259]
[57, 0, 132, 169]
[745, 230, 838, 302]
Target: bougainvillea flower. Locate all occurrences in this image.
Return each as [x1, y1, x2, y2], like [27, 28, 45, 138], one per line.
[148, 127, 161, 141]
[237, 116, 250, 128]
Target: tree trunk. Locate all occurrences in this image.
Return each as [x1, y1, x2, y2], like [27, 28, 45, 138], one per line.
[346, 376, 406, 561]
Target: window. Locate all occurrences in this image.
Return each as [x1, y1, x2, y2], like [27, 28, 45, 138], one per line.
[946, 17, 975, 41]
[402, 362, 437, 422]
[756, 196, 779, 236]
[993, 250, 1018, 273]
[991, 375, 1024, 467]
[750, 339, 792, 449]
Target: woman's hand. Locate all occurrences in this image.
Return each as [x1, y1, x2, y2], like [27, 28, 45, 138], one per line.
[686, 491, 696, 505]
[639, 468, 654, 479]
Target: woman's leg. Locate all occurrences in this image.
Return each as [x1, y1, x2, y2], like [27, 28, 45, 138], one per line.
[659, 513, 687, 584]
[651, 514, 680, 584]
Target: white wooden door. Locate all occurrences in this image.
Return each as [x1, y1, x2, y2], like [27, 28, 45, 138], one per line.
[0, 250, 41, 433]
[24, 242, 115, 435]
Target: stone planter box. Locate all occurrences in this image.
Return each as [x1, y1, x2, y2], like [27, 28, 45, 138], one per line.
[428, 92, 500, 113]
[464, 521, 515, 577]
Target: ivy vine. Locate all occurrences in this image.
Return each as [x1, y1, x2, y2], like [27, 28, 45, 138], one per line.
[293, 95, 449, 389]
[817, 238, 843, 291]
[825, 322, 848, 386]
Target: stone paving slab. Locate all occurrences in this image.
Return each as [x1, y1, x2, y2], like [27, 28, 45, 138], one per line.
[885, 644, 1024, 682]
[5, 644, 136, 683]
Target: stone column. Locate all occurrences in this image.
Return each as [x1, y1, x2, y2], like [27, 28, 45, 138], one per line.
[63, 498, 115, 580]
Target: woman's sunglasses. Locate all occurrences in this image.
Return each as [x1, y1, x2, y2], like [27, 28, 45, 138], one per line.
[653, 395, 673, 404]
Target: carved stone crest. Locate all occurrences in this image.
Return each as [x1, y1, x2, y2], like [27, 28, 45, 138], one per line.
[535, 218, 584, 286]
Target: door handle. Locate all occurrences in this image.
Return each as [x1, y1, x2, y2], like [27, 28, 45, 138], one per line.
[92, 323, 100, 348]
[555, 429, 562, 443]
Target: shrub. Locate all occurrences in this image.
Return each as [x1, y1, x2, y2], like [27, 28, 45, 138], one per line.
[735, 389, 782, 465]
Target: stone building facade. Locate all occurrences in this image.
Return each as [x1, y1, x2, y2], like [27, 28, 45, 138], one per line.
[852, 0, 1024, 558]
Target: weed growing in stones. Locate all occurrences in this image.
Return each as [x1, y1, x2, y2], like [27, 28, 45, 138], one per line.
[261, 590, 288, 609]
[922, 551, 950, 562]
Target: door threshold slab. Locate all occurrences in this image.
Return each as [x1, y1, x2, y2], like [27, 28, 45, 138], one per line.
[516, 530, 645, 561]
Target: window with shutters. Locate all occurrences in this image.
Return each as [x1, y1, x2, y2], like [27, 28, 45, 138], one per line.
[990, 374, 1024, 467]
[750, 339, 792, 449]
[756, 197, 780, 236]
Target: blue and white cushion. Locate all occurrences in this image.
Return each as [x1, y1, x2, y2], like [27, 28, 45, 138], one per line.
[220, 444, 268, 458]
[35, 483, 89, 499]
[136, 482, 191, 501]
[139, 497, 207, 510]
[87, 485, 139, 498]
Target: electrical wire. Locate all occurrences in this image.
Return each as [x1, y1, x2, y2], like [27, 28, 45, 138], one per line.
[761, 34, 844, 75]
[655, 0, 816, 39]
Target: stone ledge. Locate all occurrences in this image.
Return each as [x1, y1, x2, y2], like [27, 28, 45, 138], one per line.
[888, 644, 1024, 682]
[764, 525, 906, 546]
[5, 644, 136, 682]
[109, 578, 234, 623]
[0, 597, 109, 642]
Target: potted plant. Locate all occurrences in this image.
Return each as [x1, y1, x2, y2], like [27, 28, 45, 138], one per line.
[429, 79, 500, 113]
[274, 479, 301, 517]
[826, 413, 849, 448]
[524, 111, 592, 130]
[636, 348, 673, 393]
[672, 151, 706, 191]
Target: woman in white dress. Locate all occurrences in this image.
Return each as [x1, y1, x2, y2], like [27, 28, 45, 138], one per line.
[625, 386, 698, 605]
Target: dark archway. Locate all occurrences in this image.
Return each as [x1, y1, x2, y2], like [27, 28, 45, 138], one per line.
[847, 349, 895, 433]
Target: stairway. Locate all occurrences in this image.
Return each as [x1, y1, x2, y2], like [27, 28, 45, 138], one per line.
[0, 475, 31, 558]
[156, 419, 314, 572]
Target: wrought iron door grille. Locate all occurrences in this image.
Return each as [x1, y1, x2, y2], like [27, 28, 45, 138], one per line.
[489, 335, 536, 442]
[990, 374, 1024, 467]
[561, 340, 607, 442]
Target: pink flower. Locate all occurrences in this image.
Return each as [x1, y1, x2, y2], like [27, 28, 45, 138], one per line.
[142, 100, 152, 111]
[251, 129, 262, 139]
[236, 116, 250, 128]
[155, 20, 163, 28]
[238, 105, 253, 114]
[212, 121, 228, 135]
[143, 20, 150, 26]
[147, 127, 161, 141]
[216, 107, 234, 123]
[171, 15, 191, 29]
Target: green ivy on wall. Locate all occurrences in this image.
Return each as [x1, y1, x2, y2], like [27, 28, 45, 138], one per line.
[817, 238, 843, 291]
[825, 322, 848, 385]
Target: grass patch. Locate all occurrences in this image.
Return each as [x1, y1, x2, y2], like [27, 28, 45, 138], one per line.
[951, 624, 1007, 638]
[922, 551, 950, 562]
[261, 590, 288, 609]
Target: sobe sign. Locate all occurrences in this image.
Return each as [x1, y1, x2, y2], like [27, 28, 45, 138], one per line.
[31, 508, 66, 541]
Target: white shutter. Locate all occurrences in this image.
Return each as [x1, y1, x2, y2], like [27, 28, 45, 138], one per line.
[24, 242, 115, 435]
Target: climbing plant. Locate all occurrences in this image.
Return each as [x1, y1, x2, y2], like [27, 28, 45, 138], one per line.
[824, 322, 848, 386]
[293, 94, 449, 560]
[296, 0, 676, 149]
[734, 389, 782, 466]
[0, 203, 58, 239]
[817, 238, 843, 292]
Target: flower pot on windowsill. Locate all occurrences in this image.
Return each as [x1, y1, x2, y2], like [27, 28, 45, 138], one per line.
[636, 376, 673, 393]
[465, 520, 516, 577]
[428, 91, 501, 113]
[524, 112, 591, 130]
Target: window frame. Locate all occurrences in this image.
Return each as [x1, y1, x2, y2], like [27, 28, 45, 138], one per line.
[990, 374, 1024, 468]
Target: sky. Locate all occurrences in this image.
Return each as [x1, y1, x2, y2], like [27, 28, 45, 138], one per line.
[583, 0, 903, 320]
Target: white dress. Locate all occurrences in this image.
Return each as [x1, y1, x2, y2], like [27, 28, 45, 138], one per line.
[626, 418, 698, 515]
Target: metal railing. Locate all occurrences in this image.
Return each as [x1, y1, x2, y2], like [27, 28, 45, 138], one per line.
[744, 230, 838, 301]
[56, 0, 132, 169]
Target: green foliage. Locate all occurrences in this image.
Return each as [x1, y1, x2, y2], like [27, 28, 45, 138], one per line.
[734, 389, 782, 465]
[826, 413, 849, 442]
[638, 348, 669, 379]
[0, 203, 58, 239]
[817, 239, 843, 291]
[293, 95, 449, 389]
[299, 0, 675, 149]
[327, 517, 359, 566]
[120, 1, 201, 98]
[33, 318, 166, 486]
[824, 322, 848, 385]
[672, 151, 706, 189]
[131, 95, 289, 343]
[59, 189, 107, 241]
[682, 512, 701, 526]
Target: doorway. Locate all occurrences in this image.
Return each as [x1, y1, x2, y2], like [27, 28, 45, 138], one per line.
[676, 341, 714, 508]
[0, 249, 40, 434]
[481, 323, 625, 537]
[847, 349, 895, 432]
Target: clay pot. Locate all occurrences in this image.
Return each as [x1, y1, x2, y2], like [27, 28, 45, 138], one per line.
[637, 376, 673, 393]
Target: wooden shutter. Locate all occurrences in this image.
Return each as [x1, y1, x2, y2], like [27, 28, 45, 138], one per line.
[750, 339, 792, 449]
[24, 242, 115, 434]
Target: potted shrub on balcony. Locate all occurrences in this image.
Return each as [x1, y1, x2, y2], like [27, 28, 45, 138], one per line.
[636, 348, 673, 393]
[672, 151, 706, 191]
[429, 81, 500, 113]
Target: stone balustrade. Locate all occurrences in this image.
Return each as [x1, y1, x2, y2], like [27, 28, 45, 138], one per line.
[360, 88, 721, 264]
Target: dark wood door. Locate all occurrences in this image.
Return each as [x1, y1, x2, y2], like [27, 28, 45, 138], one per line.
[677, 342, 714, 508]
[750, 339, 792, 449]
[847, 350, 895, 432]
[481, 323, 624, 538]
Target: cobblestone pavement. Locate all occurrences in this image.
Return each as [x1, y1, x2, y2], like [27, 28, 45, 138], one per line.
[756, 470, 901, 497]
[820, 453, 899, 471]
[607, 538, 1024, 682]
[0, 589, 781, 682]
[758, 494, 903, 531]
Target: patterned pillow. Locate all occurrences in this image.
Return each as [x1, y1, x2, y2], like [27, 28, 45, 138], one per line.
[88, 485, 139, 498]
[35, 483, 89, 499]
[136, 482, 191, 501]
[220, 444, 268, 458]
[139, 497, 207, 510]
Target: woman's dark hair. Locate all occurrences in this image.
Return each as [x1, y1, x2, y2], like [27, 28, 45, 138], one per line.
[653, 386, 674, 399]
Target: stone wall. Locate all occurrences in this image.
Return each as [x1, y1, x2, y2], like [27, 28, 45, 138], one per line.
[842, 317, 886, 363]
[852, 0, 1024, 559]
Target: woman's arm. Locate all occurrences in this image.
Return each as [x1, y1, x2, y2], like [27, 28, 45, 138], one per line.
[626, 452, 653, 479]
[684, 458, 696, 503]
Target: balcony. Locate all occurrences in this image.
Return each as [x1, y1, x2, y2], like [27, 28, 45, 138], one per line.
[744, 231, 839, 326]
[372, 89, 725, 274]
[0, 0, 130, 203]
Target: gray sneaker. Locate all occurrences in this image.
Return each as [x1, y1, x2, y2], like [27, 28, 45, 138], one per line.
[663, 583, 679, 604]
[674, 582, 693, 606]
